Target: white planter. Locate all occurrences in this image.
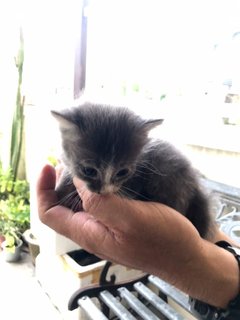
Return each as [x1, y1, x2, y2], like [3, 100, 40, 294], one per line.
[1, 239, 23, 262]
[23, 229, 40, 265]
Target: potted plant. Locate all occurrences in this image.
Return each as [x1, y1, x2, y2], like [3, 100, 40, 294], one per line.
[0, 218, 23, 262]
[0, 164, 30, 262]
[0, 195, 30, 262]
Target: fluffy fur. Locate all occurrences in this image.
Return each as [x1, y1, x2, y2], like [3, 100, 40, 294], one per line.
[52, 101, 213, 238]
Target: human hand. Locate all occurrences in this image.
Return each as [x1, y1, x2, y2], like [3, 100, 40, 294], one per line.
[37, 164, 201, 278]
[37, 164, 240, 308]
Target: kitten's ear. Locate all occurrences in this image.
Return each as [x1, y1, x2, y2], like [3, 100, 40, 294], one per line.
[51, 110, 75, 130]
[143, 119, 164, 132]
[51, 110, 79, 140]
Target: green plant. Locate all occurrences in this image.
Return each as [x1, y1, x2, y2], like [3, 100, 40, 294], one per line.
[0, 214, 21, 253]
[0, 196, 30, 232]
[0, 166, 14, 200]
[10, 27, 25, 181]
[47, 154, 58, 167]
[0, 162, 30, 252]
[0, 162, 29, 202]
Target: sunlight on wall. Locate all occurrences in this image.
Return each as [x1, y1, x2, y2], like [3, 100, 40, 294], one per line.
[0, 0, 240, 184]
[85, 0, 240, 187]
[86, 0, 240, 100]
[0, 0, 80, 167]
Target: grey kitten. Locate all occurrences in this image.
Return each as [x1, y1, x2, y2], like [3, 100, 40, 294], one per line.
[52, 101, 213, 239]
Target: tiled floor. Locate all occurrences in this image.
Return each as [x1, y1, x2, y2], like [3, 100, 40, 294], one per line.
[0, 249, 63, 320]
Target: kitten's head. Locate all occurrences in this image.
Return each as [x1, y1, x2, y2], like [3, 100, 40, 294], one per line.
[52, 101, 163, 194]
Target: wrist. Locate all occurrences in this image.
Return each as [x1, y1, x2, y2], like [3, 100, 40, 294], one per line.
[152, 236, 239, 309]
[192, 239, 239, 308]
[190, 241, 240, 319]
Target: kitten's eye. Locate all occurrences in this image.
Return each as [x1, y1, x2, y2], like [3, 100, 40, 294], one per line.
[82, 167, 98, 178]
[116, 168, 129, 178]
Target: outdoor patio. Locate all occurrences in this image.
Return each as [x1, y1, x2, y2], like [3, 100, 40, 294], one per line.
[0, 249, 63, 320]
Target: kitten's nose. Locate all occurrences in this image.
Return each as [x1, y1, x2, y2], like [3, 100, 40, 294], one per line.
[99, 189, 111, 195]
[100, 185, 118, 195]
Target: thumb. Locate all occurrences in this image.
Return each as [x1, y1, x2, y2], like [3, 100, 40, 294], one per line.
[37, 164, 58, 214]
[36, 165, 112, 246]
[37, 164, 73, 232]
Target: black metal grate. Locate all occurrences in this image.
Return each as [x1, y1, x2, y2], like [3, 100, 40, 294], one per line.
[73, 276, 192, 320]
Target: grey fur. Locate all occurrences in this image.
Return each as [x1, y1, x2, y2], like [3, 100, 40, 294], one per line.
[52, 101, 213, 238]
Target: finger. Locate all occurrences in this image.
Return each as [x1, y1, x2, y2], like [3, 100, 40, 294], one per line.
[37, 164, 56, 190]
[36, 166, 90, 241]
[37, 164, 58, 218]
[37, 166, 116, 251]
[36, 165, 82, 238]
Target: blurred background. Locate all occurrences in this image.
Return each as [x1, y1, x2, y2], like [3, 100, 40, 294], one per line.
[1, 0, 240, 318]
[1, 0, 240, 185]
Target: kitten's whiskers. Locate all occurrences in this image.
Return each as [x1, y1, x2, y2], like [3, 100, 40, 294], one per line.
[137, 160, 167, 176]
[119, 185, 152, 201]
[56, 189, 82, 212]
